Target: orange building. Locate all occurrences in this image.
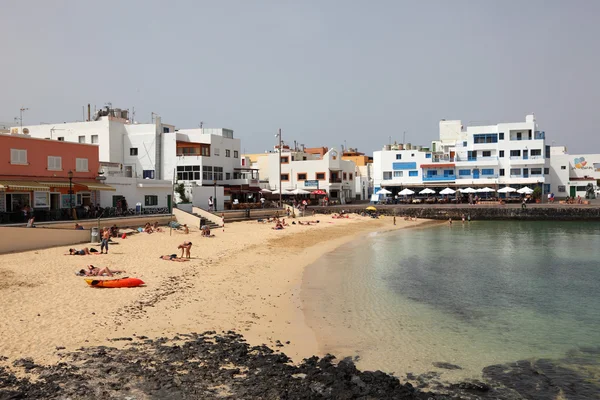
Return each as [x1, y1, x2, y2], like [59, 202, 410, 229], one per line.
[304, 147, 329, 159]
[0, 133, 113, 222]
[342, 149, 372, 167]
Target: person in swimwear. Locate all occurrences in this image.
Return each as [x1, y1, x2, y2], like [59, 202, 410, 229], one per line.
[79, 265, 125, 277]
[178, 241, 192, 258]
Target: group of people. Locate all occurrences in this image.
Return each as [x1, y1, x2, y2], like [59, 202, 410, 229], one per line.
[143, 222, 163, 233]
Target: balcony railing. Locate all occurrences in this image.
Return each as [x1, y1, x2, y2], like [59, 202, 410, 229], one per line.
[329, 178, 342, 183]
[455, 156, 498, 162]
[176, 151, 202, 156]
[535, 131, 545, 139]
[422, 175, 456, 182]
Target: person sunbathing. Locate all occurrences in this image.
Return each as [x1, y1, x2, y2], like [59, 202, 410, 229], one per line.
[201, 226, 212, 237]
[178, 241, 192, 258]
[68, 247, 97, 255]
[153, 222, 163, 232]
[79, 265, 124, 277]
[159, 254, 189, 262]
[272, 222, 284, 230]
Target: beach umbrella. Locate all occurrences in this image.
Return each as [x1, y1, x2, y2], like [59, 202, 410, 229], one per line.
[458, 187, 477, 193]
[478, 187, 495, 193]
[517, 186, 534, 194]
[419, 188, 436, 195]
[366, 206, 377, 211]
[260, 188, 272, 193]
[271, 189, 290, 195]
[398, 188, 415, 196]
[497, 187, 517, 193]
[312, 189, 327, 195]
[439, 188, 456, 195]
[377, 188, 392, 195]
[290, 188, 310, 195]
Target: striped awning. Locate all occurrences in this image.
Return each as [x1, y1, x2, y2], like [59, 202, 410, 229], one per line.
[0, 181, 50, 191]
[81, 182, 116, 191]
[38, 181, 72, 188]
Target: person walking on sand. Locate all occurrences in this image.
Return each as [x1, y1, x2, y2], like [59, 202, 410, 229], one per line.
[393, 216, 396, 226]
[461, 214, 465, 224]
[178, 241, 192, 258]
[101, 227, 110, 254]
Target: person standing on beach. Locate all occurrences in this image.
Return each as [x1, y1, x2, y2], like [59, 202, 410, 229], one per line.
[393, 216, 396, 225]
[101, 228, 110, 254]
[208, 196, 214, 211]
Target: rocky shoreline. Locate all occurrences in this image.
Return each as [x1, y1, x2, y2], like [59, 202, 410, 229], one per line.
[0, 331, 597, 399]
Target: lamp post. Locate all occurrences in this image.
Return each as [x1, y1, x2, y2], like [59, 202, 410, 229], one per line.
[68, 170, 74, 218]
[276, 128, 282, 208]
[214, 180, 217, 212]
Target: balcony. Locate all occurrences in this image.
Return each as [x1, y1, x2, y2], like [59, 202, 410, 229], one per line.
[422, 175, 456, 182]
[329, 178, 342, 183]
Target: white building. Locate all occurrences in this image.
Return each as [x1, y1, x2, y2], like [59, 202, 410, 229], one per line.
[373, 114, 551, 195]
[250, 146, 357, 204]
[14, 107, 258, 206]
[549, 146, 600, 199]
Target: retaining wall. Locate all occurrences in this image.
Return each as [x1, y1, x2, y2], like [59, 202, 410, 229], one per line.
[0, 227, 91, 254]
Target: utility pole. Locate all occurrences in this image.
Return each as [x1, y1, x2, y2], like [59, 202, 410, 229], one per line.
[277, 129, 282, 208]
[19, 107, 29, 131]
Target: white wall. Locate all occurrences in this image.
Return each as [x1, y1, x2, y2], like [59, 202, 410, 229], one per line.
[191, 186, 225, 211]
[550, 152, 600, 197]
[98, 177, 172, 209]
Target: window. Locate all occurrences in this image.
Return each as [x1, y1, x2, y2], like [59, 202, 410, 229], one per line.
[78, 136, 85, 143]
[426, 153, 432, 158]
[499, 169, 505, 176]
[516, 132, 522, 140]
[499, 132, 504, 140]
[481, 169, 494, 175]
[473, 134, 498, 143]
[163, 127, 170, 133]
[349, 173, 353, 179]
[463, 141, 467, 147]
[201, 146, 210, 156]
[234, 151, 239, 158]
[202, 166, 213, 180]
[225, 173, 231, 180]
[145, 195, 158, 206]
[76, 158, 88, 172]
[427, 170, 438, 177]
[531, 149, 542, 156]
[91, 135, 99, 144]
[143, 170, 155, 179]
[561, 166, 566, 170]
[214, 148, 220, 156]
[482, 151, 491, 157]
[393, 171, 403, 178]
[409, 171, 418, 177]
[510, 150, 521, 157]
[225, 149, 231, 157]
[281, 156, 289, 164]
[281, 173, 289, 181]
[297, 173, 307, 181]
[544, 168, 549, 174]
[531, 168, 542, 175]
[396, 154, 402, 160]
[499, 150, 504, 158]
[558, 185, 566, 193]
[343, 173, 347, 180]
[214, 167, 224, 180]
[130, 148, 138, 156]
[57, 137, 64, 141]
[545, 145, 551, 158]
[459, 169, 471, 176]
[510, 168, 521, 176]
[316, 172, 326, 180]
[48, 156, 62, 171]
[443, 169, 454, 176]
[10, 149, 27, 164]
[383, 172, 393, 180]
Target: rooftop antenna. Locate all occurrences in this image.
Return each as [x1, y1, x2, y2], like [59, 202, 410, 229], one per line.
[151, 112, 158, 123]
[199, 121, 204, 128]
[19, 107, 29, 130]
[403, 131, 406, 144]
[132, 106, 135, 123]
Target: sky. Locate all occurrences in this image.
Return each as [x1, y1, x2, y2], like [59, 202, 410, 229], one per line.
[1, 0, 599, 154]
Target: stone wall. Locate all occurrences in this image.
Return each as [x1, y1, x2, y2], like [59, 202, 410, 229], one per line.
[314, 205, 600, 221]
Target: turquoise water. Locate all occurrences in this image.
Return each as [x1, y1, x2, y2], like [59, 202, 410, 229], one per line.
[302, 221, 600, 389]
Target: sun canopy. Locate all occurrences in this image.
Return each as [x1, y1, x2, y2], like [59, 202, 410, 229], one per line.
[271, 189, 290, 195]
[377, 188, 392, 195]
[497, 187, 517, 193]
[311, 189, 327, 195]
[0, 181, 50, 191]
[477, 187, 496, 193]
[398, 188, 415, 196]
[260, 188, 272, 193]
[517, 186, 534, 194]
[458, 187, 477, 193]
[439, 188, 456, 195]
[419, 188, 436, 195]
[81, 182, 116, 191]
[366, 206, 377, 211]
[290, 188, 310, 195]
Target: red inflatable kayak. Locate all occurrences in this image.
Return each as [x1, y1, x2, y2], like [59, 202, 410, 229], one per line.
[85, 277, 144, 288]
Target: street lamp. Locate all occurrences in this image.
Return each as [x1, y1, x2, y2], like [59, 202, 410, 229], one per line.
[213, 180, 217, 212]
[68, 170, 74, 218]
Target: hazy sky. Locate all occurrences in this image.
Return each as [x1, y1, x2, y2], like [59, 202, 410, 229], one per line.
[1, 1, 599, 154]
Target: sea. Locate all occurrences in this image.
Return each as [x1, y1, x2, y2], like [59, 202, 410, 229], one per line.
[302, 220, 600, 397]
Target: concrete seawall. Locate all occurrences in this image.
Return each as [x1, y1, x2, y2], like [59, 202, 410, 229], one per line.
[314, 204, 600, 221]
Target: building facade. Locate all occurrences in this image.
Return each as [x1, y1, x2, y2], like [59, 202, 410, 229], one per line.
[373, 115, 551, 195]
[549, 146, 600, 198]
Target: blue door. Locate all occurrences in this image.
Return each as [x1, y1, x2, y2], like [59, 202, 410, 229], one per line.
[473, 169, 480, 179]
[523, 150, 528, 160]
[523, 168, 529, 178]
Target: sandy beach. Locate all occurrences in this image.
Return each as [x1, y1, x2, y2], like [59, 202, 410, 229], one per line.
[0, 214, 430, 367]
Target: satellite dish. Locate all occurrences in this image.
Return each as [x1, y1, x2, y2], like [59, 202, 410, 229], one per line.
[22, 128, 30, 134]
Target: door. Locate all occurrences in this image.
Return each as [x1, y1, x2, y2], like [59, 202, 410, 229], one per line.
[523, 150, 528, 160]
[50, 193, 60, 210]
[523, 168, 529, 178]
[473, 169, 480, 179]
[167, 195, 172, 212]
[112, 195, 124, 207]
[570, 186, 576, 197]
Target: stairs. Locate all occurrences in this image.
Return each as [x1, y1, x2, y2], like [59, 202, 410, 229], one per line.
[192, 213, 221, 229]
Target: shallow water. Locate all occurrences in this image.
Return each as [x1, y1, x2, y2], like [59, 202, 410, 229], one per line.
[302, 221, 600, 390]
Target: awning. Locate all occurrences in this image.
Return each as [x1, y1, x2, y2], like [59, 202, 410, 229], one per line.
[81, 182, 116, 191]
[0, 181, 50, 191]
[38, 181, 72, 188]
